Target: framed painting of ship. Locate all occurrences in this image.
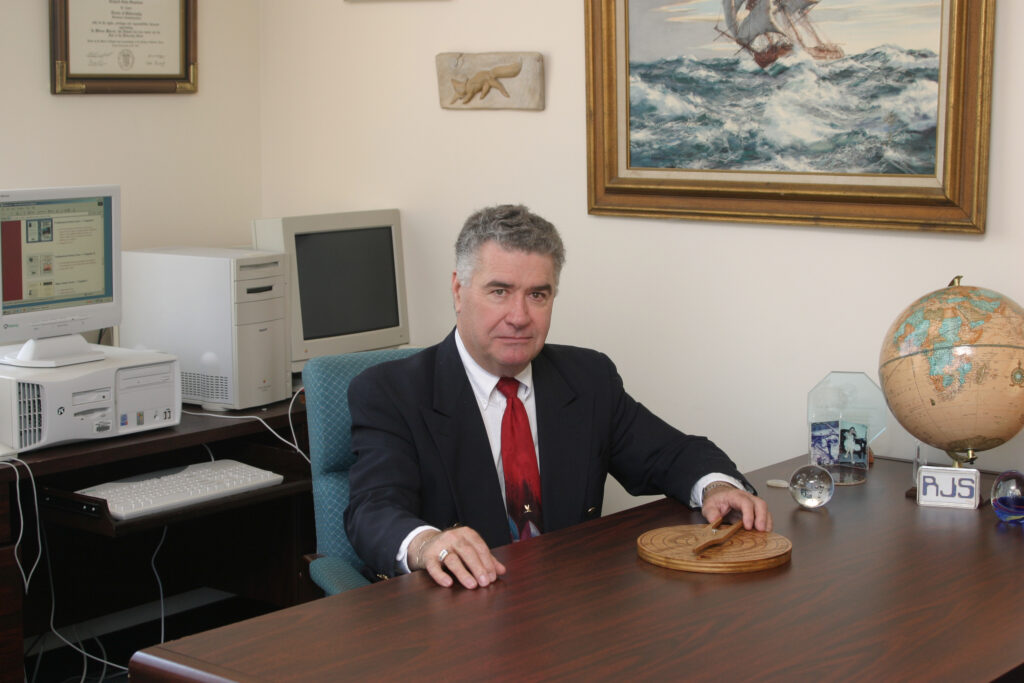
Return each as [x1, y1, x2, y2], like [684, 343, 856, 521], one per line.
[585, 0, 995, 233]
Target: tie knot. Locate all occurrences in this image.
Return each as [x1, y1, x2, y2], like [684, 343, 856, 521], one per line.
[497, 377, 519, 400]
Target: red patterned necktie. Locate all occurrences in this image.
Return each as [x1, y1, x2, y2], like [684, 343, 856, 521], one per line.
[496, 377, 543, 541]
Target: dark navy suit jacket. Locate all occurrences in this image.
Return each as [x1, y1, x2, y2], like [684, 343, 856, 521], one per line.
[344, 330, 751, 578]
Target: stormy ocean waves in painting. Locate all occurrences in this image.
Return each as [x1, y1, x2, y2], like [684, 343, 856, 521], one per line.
[628, 45, 939, 175]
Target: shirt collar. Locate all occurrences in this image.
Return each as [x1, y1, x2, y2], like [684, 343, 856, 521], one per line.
[454, 328, 534, 409]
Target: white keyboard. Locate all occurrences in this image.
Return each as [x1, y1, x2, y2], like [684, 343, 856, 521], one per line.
[77, 459, 284, 520]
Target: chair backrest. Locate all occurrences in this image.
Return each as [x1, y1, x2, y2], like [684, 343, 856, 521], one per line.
[302, 348, 420, 567]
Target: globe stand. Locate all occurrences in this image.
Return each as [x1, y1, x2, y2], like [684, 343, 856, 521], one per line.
[945, 448, 977, 468]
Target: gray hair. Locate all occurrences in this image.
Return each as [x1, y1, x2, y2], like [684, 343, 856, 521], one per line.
[454, 204, 566, 287]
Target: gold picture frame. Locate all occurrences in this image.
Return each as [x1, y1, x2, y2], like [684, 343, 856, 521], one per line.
[585, 0, 995, 233]
[50, 0, 197, 94]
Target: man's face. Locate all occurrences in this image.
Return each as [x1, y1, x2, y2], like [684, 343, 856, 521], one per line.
[453, 241, 556, 377]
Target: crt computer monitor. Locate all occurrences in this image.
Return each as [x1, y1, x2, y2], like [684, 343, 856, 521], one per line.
[252, 209, 409, 373]
[0, 185, 120, 367]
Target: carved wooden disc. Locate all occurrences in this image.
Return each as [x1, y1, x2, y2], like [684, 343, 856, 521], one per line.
[637, 524, 792, 574]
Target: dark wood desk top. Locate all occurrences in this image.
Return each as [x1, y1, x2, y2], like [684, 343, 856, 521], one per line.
[130, 457, 1024, 682]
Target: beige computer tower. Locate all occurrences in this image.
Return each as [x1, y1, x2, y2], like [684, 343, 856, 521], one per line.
[119, 247, 291, 410]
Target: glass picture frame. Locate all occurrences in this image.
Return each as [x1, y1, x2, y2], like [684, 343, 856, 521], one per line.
[808, 371, 886, 485]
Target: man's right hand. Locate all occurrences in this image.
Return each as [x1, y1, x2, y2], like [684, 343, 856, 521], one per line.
[409, 526, 506, 589]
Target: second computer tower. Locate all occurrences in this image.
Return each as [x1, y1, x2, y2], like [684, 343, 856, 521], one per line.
[119, 247, 291, 410]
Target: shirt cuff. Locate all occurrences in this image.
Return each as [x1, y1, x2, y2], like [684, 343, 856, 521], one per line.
[691, 473, 746, 507]
[397, 524, 439, 573]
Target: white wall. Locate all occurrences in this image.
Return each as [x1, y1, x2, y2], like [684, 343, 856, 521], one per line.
[0, 1, 262, 251]
[1, 1, 1021, 513]
[258, 1, 1024, 510]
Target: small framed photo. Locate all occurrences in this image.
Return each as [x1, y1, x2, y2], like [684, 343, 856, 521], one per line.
[838, 422, 868, 466]
[810, 420, 840, 465]
[811, 420, 868, 485]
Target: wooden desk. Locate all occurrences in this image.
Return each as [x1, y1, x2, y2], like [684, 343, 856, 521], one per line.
[0, 400, 314, 683]
[130, 456, 1024, 682]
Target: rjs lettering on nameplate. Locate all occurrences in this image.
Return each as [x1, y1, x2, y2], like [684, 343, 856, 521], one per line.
[916, 466, 980, 509]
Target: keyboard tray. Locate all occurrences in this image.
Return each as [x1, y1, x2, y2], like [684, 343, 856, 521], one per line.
[39, 443, 311, 537]
[77, 460, 285, 521]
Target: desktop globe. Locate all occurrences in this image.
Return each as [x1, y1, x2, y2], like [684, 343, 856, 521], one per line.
[878, 278, 1024, 466]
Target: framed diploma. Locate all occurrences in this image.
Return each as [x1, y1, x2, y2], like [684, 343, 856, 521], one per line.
[50, 0, 197, 94]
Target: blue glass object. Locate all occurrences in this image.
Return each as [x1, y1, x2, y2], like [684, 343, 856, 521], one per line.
[991, 470, 1024, 523]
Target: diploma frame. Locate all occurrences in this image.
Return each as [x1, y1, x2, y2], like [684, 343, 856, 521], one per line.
[585, 0, 995, 233]
[50, 0, 197, 94]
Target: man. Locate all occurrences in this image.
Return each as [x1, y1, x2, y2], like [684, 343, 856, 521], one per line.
[345, 204, 771, 590]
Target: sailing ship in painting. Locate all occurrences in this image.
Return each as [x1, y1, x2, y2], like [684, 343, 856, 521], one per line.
[716, 0, 843, 68]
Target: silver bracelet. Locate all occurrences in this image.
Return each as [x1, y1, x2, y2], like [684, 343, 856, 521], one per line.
[703, 481, 736, 499]
[414, 531, 438, 570]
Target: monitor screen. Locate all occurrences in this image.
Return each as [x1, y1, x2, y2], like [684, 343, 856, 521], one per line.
[253, 209, 409, 372]
[294, 227, 400, 339]
[0, 186, 120, 366]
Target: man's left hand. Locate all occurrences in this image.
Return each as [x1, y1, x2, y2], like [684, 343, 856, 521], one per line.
[701, 484, 772, 532]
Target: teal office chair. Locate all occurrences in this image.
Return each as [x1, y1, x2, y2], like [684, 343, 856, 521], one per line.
[302, 347, 420, 595]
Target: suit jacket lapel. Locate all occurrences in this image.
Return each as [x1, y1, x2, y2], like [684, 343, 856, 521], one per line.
[532, 350, 591, 533]
[424, 332, 510, 545]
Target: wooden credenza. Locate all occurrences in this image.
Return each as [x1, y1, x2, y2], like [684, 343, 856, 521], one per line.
[0, 399, 314, 683]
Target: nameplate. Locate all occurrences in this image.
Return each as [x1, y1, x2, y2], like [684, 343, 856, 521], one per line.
[916, 466, 980, 509]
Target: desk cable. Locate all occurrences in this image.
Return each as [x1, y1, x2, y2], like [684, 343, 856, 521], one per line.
[0, 458, 134, 680]
[36, 524, 166, 680]
[0, 457, 42, 593]
[37, 521, 131, 678]
[34, 627, 118, 683]
[16, 464, 169, 680]
[13, 392, 305, 679]
[151, 525, 169, 645]
[181, 388, 310, 464]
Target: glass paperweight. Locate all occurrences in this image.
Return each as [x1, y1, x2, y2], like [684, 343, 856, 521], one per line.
[991, 470, 1024, 523]
[789, 465, 835, 509]
[807, 372, 887, 486]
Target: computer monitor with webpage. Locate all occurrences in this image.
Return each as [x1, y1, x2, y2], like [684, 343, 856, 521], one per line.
[0, 185, 120, 367]
[252, 209, 409, 373]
